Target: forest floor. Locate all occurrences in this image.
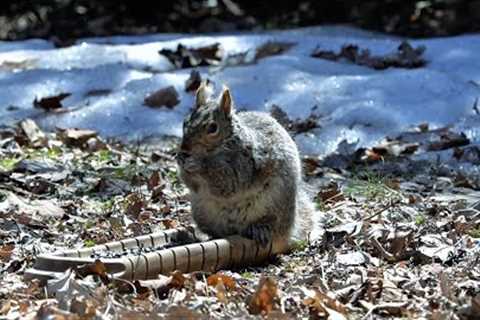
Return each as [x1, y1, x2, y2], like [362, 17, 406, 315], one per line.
[0, 119, 479, 319]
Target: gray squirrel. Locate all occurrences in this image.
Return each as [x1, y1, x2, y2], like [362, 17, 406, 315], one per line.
[176, 82, 315, 252]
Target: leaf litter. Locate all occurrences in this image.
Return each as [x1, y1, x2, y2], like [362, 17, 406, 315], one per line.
[33, 93, 71, 111]
[1, 118, 480, 319]
[311, 41, 426, 70]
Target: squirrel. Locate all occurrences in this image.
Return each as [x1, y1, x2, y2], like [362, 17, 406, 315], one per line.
[176, 82, 315, 252]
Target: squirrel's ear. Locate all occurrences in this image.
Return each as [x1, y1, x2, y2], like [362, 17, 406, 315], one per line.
[219, 86, 233, 115]
[195, 80, 213, 108]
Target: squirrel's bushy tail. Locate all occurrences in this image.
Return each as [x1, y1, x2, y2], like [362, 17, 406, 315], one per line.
[292, 182, 325, 242]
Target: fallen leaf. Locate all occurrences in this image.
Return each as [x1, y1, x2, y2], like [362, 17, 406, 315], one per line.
[270, 104, 291, 129]
[0, 59, 37, 71]
[0, 300, 11, 315]
[137, 275, 171, 295]
[254, 41, 296, 60]
[34, 93, 71, 110]
[269, 104, 318, 134]
[124, 193, 145, 219]
[248, 276, 279, 315]
[76, 259, 109, 283]
[18, 119, 46, 147]
[0, 244, 14, 262]
[364, 149, 383, 162]
[303, 289, 348, 319]
[144, 86, 180, 109]
[388, 231, 413, 259]
[1, 191, 65, 218]
[159, 43, 223, 69]
[207, 273, 236, 290]
[215, 281, 228, 304]
[371, 141, 419, 157]
[86, 137, 107, 152]
[170, 270, 187, 289]
[311, 41, 426, 70]
[336, 251, 367, 266]
[57, 128, 97, 147]
[70, 296, 97, 318]
[439, 272, 454, 301]
[316, 182, 344, 204]
[419, 234, 455, 263]
[427, 131, 470, 151]
[46, 269, 95, 299]
[84, 89, 112, 97]
[147, 170, 162, 191]
[161, 219, 178, 229]
[185, 70, 202, 92]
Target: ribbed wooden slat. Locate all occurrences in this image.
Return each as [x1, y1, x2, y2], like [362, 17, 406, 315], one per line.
[25, 228, 288, 285]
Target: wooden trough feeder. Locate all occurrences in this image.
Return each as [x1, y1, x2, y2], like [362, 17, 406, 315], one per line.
[25, 227, 278, 284]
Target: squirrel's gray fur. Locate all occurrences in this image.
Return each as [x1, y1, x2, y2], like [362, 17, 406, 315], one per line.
[176, 82, 314, 250]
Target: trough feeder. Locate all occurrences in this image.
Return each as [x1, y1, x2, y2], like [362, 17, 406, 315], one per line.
[25, 226, 278, 284]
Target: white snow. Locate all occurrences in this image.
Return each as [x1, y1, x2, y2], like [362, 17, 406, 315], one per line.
[0, 26, 479, 156]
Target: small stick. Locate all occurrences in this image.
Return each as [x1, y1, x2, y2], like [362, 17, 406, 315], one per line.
[361, 301, 409, 320]
[363, 199, 400, 221]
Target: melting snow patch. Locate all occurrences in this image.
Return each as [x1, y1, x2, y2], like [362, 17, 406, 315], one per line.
[0, 26, 479, 157]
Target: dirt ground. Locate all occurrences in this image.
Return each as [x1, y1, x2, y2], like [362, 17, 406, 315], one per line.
[0, 118, 479, 319]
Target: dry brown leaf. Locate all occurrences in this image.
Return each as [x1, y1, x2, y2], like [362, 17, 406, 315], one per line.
[371, 141, 419, 157]
[185, 70, 202, 93]
[0, 59, 37, 71]
[254, 41, 296, 60]
[207, 273, 236, 290]
[124, 193, 145, 219]
[159, 43, 222, 69]
[427, 132, 469, 151]
[0, 300, 11, 315]
[439, 272, 454, 301]
[137, 275, 171, 292]
[418, 122, 429, 132]
[70, 297, 97, 318]
[18, 119, 46, 147]
[77, 259, 108, 283]
[84, 89, 112, 97]
[316, 182, 344, 204]
[304, 289, 349, 319]
[269, 104, 318, 134]
[144, 86, 180, 109]
[0, 244, 14, 262]
[389, 231, 412, 258]
[248, 276, 279, 315]
[170, 270, 187, 289]
[302, 157, 322, 176]
[36, 302, 77, 320]
[57, 128, 97, 147]
[363, 149, 383, 162]
[34, 93, 71, 110]
[147, 170, 162, 191]
[311, 41, 426, 70]
[161, 219, 178, 229]
[18, 300, 30, 315]
[215, 281, 228, 304]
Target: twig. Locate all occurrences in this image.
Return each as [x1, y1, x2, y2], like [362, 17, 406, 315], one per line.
[364, 199, 400, 221]
[361, 301, 409, 320]
[370, 238, 396, 263]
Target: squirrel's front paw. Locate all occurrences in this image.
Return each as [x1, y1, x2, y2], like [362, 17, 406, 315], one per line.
[243, 223, 272, 248]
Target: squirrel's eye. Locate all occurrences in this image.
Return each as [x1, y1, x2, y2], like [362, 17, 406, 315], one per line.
[206, 122, 218, 135]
